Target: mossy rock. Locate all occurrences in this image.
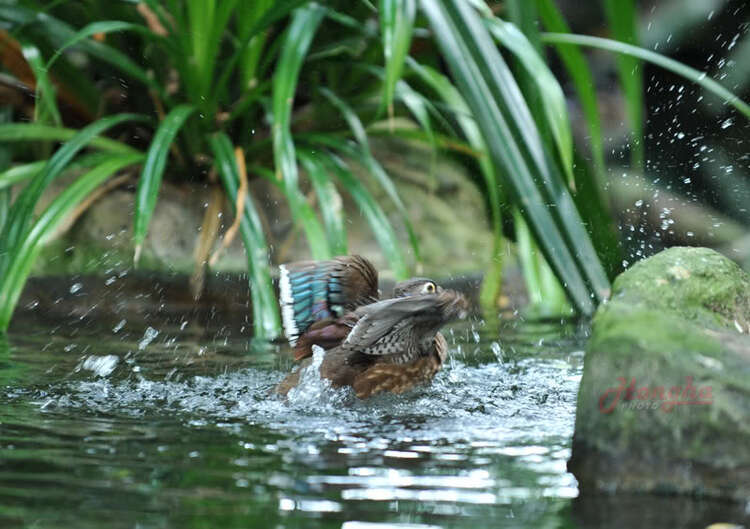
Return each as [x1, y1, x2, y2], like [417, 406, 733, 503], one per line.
[608, 246, 750, 329]
[570, 247, 750, 501]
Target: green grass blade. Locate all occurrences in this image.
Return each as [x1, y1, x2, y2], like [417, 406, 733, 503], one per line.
[0, 108, 9, 235]
[380, 0, 417, 119]
[46, 21, 156, 69]
[0, 113, 145, 274]
[209, 133, 281, 340]
[0, 123, 142, 154]
[0, 153, 142, 332]
[0, 150, 122, 189]
[321, 151, 408, 280]
[422, 0, 610, 313]
[407, 59, 504, 306]
[0, 161, 46, 190]
[445, 0, 610, 306]
[0, 152, 113, 190]
[20, 42, 61, 126]
[571, 152, 622, 279]
[236, 0, 273, 88]
[513, 208, 542, 306]
[603, 0, 643, 171]
[534, 0, 606, 183]
[395, 79, 437, 147]
[316, 88, 420, 263]
[541, 33, 750, 121]
[214, 0, 310, 105]
[486, 18, 573, 187]
[133, 104, 195, 264]
[298, 150, 348, 255]
[272, 3, 329, 260]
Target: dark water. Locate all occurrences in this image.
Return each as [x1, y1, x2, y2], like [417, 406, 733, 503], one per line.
[0, 316, 744, 528]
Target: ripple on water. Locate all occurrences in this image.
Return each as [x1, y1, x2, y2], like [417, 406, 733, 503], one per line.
[2, 320, 588, 528]
[53, 347, 582, 448]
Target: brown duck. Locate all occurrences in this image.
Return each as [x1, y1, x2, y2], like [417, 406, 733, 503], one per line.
[275, 255, 468, 399]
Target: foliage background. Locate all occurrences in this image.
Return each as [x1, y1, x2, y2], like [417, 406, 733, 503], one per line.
[0, 0, 748, 338]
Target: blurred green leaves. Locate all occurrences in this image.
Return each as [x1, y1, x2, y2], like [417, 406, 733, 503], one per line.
[2, 0, 747, 336]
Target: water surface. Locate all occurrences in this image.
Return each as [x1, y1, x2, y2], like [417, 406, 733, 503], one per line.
[1, 316, 742, 528]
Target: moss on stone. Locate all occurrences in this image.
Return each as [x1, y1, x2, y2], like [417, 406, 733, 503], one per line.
[571, 247, 750, 501]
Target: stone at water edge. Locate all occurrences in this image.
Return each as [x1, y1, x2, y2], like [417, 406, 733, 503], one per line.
[569, 247, 750, 501]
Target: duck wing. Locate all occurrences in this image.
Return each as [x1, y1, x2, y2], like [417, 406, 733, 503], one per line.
[279, 255, 378, 357]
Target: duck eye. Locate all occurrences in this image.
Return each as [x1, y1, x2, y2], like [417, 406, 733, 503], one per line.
[423, 282, 436, 294]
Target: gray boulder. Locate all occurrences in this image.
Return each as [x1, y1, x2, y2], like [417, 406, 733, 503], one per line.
[570, 246, 750, 501]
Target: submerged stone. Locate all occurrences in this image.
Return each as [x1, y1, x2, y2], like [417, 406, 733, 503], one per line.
[570, 247, 750, 501]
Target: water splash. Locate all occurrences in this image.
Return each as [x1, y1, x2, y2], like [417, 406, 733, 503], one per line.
[285, 345, 350, 409]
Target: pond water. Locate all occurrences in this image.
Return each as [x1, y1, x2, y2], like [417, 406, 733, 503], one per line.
[0, 314, 743, 528]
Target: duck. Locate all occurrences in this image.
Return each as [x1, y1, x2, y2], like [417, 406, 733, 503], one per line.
[275, 255, 468, 399]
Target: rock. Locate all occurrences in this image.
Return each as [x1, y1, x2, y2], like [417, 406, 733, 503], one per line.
[569, 247, 750, 501]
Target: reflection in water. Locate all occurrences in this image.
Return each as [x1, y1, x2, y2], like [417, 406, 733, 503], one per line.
[0, 319, 744, 528]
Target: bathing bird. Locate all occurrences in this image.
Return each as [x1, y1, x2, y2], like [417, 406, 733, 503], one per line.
[275, 255, 467, 398]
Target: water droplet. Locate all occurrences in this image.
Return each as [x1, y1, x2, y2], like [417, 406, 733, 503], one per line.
[69, 282, 83, 294]
[138, 327, 159, 350]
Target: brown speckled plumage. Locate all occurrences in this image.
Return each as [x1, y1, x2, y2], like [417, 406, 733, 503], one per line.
[276, 255, 467, 399]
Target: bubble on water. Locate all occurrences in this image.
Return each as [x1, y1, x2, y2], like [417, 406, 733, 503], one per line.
[138, 327, 159, 350]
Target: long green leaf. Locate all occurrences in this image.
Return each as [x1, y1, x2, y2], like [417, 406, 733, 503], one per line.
[0, 154, 142, 331]
[272, 4, 329, 260]
[214, 0, 310, 107]
[46, 21, 158, 69]
[0, 113, 145, 277]
[250, 163, 334, 266]
[486, 18, 573, 187]
[321, 151, 408, 280]
[603, 0, 643, 171]
[422, 0, 610, 313]
[535, 0, 606, 183]
[541, 32, 750, 121]
[316, 87, 420, 263]
[0, 161, 46, 190]
[380, 0, 416, 119]
[209, 133, 281, 340]
[0, 152, 113, 191]
[298, 150, 348, 255]
[0, 107, 11, 236]
[133, 104, 195, 264]
[0, 123, 141, 154]
[407, 59, 504, 307]
[20, 42, 61, 126]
